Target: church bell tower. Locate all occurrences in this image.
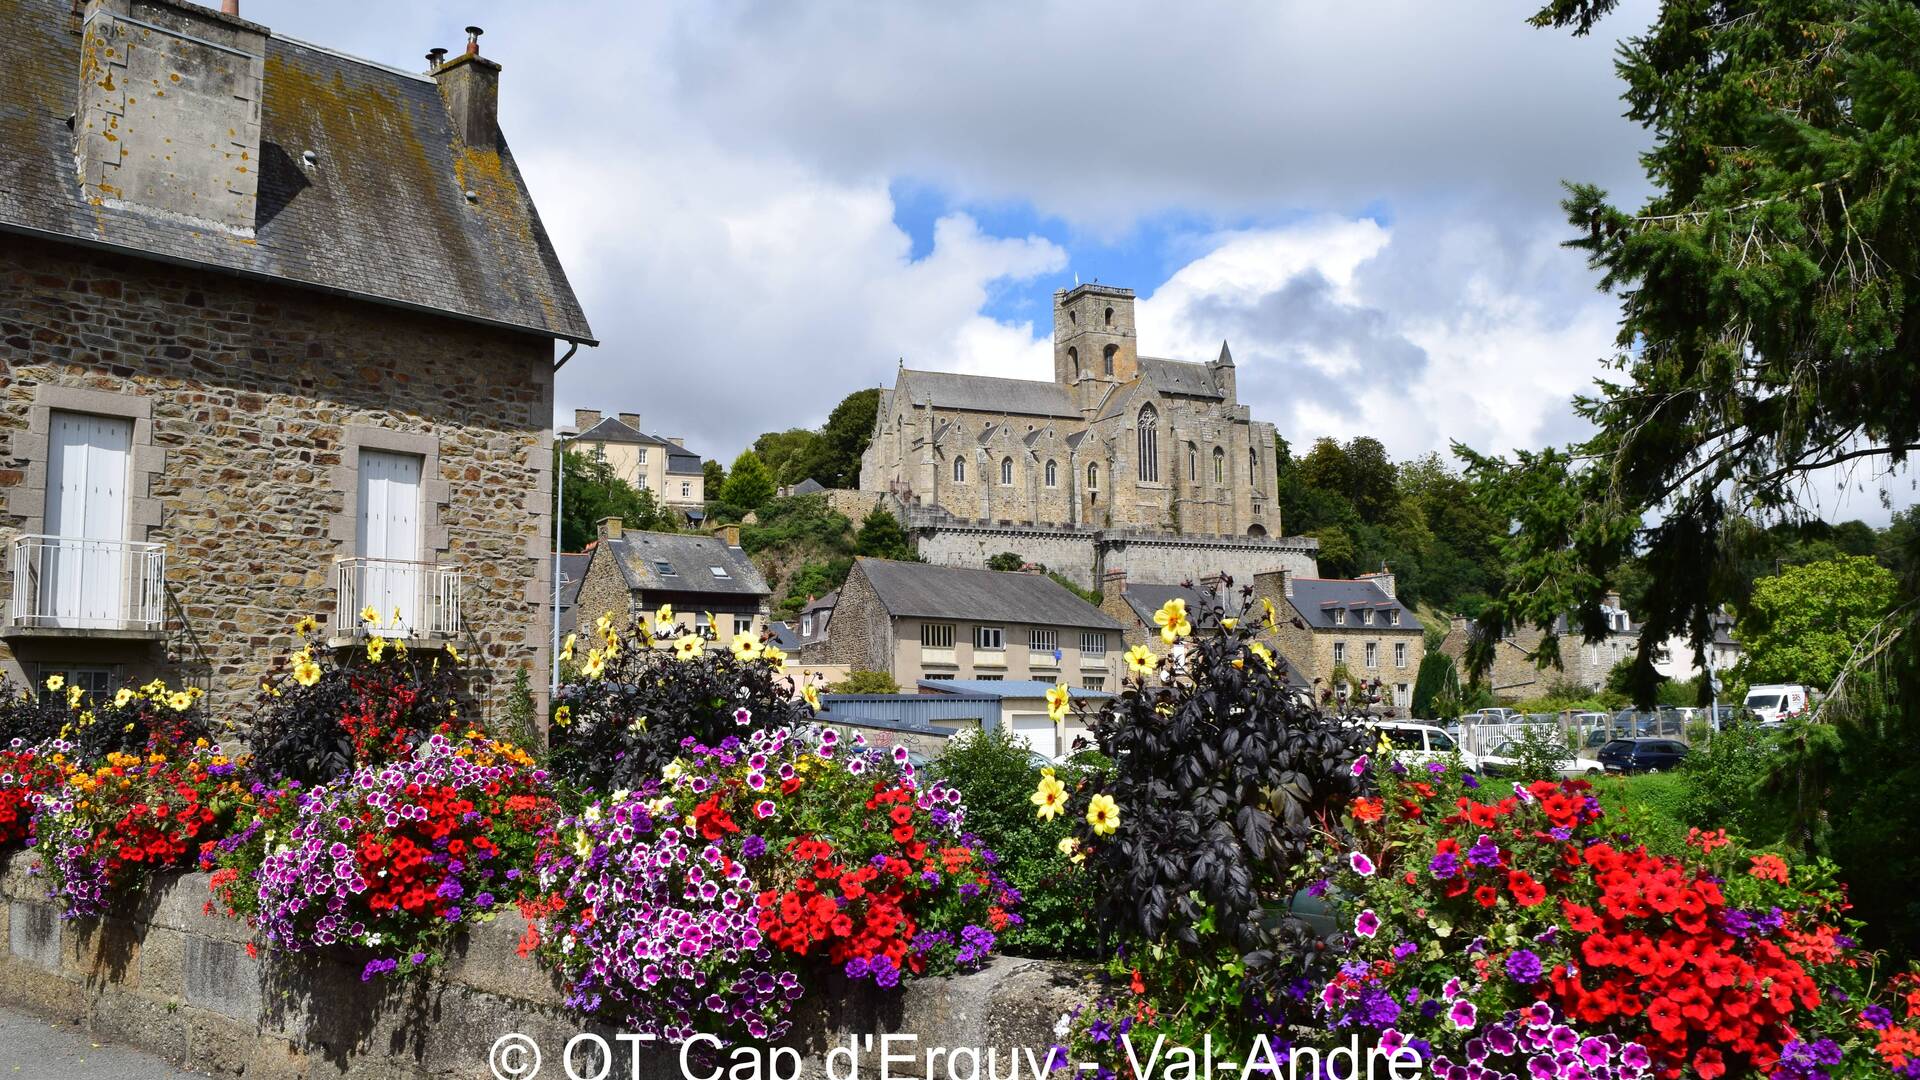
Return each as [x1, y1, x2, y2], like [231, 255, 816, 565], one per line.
[1053, 283, 1139, 409]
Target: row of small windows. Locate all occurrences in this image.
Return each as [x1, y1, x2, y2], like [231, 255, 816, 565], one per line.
[1330, 641, 1412, 669]
[1065, 306, 1115, 327]
[953, 444, 1256, 490]
[951, 457, 1071, 488]
[1065, 343, 1122, 377]
[919, 623, 1111, 654]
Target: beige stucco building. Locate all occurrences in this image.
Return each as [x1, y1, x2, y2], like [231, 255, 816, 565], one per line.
[567, 410, 706, 519]
[0, 1, 590, 718]
[799, 558, 1123, 690]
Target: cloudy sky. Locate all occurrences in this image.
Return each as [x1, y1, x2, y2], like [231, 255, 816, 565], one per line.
[248, 0, 1915, 521]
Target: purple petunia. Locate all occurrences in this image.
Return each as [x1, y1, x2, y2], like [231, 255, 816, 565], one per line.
[1349, 851, 1376, 876]
[1354, 909, 1380, 938]
[1505, 949, 1543, 984]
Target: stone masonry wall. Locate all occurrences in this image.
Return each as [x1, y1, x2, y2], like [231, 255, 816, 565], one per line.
[0, 852, 1084, 1079]
[0, 236, 556, 722]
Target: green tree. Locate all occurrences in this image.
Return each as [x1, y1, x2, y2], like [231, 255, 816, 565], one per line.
[1409, 651, 1459, 721]
[553, 450, 674, 551]
[819, 388, 881, 489]
[1308, 525, 1358, 578]
[854, 506, 913, 561]
[719, 450, 776, 509]
[777, 558, 853, 619]
[1736, 556, 1899, 690]
[987, 551, 1026, 572]
[702, 458, 725, 494]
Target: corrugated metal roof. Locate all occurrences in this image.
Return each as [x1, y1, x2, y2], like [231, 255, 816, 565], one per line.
[855, 558, 1122, 630]
[0, 0, 592, 343]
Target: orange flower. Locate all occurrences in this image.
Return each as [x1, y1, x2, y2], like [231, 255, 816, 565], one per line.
[1350, 797, 1384, 823]
[1749, 854, 1791, 883]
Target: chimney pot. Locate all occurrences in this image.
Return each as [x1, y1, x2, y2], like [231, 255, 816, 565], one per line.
[222, 0, 238, 14]
[427, 47, 448, 70]
[617, 412, 642, 429]
[573, 409, 602, 431]
[598, 516, 623, 540]
[465, 25, 484, 54]
[433, 29, 500, 150]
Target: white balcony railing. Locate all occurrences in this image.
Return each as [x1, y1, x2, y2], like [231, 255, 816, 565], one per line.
[8, 534, 166, 632]
[332, 557, 461, 639]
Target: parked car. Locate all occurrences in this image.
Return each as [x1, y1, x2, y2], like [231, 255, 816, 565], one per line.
[1745, 684, 1811, 725]
[1597, 738, 1690, 775]
[1369, 721, 1480, 772]
[1477, 737, 1605, 779]
[1466, 708, 1520, 724]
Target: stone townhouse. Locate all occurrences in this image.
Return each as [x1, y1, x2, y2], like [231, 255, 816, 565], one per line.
[1252, 569, 1425, 709]
[1439, 592, 1640, 698]
[1098, 570, 1308, 683]
[570, 519, 770, 651]
[566, 409, 706, 522]
[800, 557, 1123, 689]
[0, 0, 593, 717]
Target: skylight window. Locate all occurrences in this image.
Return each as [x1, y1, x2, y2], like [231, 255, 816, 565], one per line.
[710, 565, 730, 579]
[655, 560, 677, 576]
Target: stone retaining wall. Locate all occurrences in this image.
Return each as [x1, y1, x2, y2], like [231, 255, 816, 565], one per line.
[0, 852, 1085, 1079]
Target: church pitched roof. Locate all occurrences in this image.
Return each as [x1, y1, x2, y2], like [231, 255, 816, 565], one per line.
[900, 370, 1079, 419]
[1138, 356, 1223, 399]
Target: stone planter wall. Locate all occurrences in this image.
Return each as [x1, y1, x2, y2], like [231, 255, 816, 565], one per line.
[0, 853, 1086, 1079]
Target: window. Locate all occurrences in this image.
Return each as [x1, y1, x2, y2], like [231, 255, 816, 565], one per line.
[733, 616, 754, 637]
[655, 560, 677, 576]
[1333, 608, 1346, 626]
[1361, 609, 1374, 626]
[801, 614, 815, 637]
[1249, 447, 1258, 484]
[1067, 346, 1079, 374]
[1103, 306, 1114, 326]
[1333, 641, 1346, 665]
[1103, 343, 1117, 375]
[36, 665, 115, 705]
[1083, 677, 1106, 691]
[1394, 642, 1408, 668]
[1365, 642, 1378, 669]
[977, 674, 1003, 681]
[953, 457, 966, 483]
[1044, 460, 1058, 487]
[1000, 457, 1014, 485]
[42, 411, 135, 628]
[1081, 631, 1108, 656]
[637, 447, 649, 464]
[355, 447, 424, 634]
[921, 623, 955, 649]
[1188, 443, 1198, 481]
[1213, 446, 1225, 483]
[1087, 463, 1099, 492]
[1394, 683, 1410, 706]
[1136, 405, 1159, 482]
[1428, 731, 1457, 752]
[710, 565, 731, 579]
[1029, 628, 1058, 654]
[1383, 729, 1423, 751]
[973, 625, 1004, 651]
[924, 673, 955, 681]
[1389, 610, 1401, 626]
[681, 482, 691, 498]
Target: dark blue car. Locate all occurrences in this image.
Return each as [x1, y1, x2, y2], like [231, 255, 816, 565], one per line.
[1597, 738, 1689, 774]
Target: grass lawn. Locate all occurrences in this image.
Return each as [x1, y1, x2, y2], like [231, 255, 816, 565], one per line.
[1590, 770, 1695, 855]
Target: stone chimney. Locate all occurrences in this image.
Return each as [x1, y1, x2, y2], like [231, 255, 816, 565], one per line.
[1359, 567, 1396, 599]
[667, 437, 686, 448]
[1101, 568, 1127, 607]
[617, 412, 642, 430]
[713, 523, 741, 548]
[1278, 567, 1294, 598]
[430, 26, 499, 151]
[573, 409, 602, 431]
[598, 516, 622, 540]
[76, 0, 268, 236]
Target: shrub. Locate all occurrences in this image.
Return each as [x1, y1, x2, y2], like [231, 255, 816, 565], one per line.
[547, 610, 812, 794]
[1677, 722, 1788, 843]
[530, 725, 1014, 1045]
[1, 675, 211, 764]
[222, 733, 551, 980]
[931, 727, 1098, 959]
[245, 617, 465, 785]
[1041, 585, 1369, 990]
[33, 737, 250, 918]
[826, 670, 899, 694]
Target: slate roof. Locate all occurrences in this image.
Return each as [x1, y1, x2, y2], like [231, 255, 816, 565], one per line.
[1138, 356, 1224, 399]
[0, 0, 593, 343]
[900, 370, 1079, 419]
[790, 478, 826, 495]
[1118, 581, 1310, 683]
[601, 531, 769, 601]
[802, 591, 839, 614]
[768, 621, 802, 651]
[556, 552, 592, 608]
[575, 418, 704, 475]
[917, 680, 1113, 700]
[1285, 578, 1419, 630]
[854, 558, 1122, 630]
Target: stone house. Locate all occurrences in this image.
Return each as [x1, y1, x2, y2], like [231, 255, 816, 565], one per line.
[566, 409, 705, 521]
[800, 557, 1123, 689]
[570, 519, 770, 651]
[0, 1, 592, 717]
[1252, 570, 1425, 709]
[1438, 592, 1640, 698]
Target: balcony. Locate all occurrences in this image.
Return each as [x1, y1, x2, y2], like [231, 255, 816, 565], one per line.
[331, 557, 461, 643]
[5, 534, 167, 639]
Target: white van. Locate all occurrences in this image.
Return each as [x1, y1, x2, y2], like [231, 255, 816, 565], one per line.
[1369, 722, 1480, 773]
[1744, 684, 1810, 724]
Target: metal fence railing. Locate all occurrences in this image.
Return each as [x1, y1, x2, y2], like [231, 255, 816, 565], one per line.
[332, 557, 461, 639]
[8, 534, 166, 631]
[1446, 708, 1736, 757]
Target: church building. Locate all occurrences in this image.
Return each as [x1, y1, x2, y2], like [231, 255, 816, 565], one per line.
[860, 283, 1281, 538]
